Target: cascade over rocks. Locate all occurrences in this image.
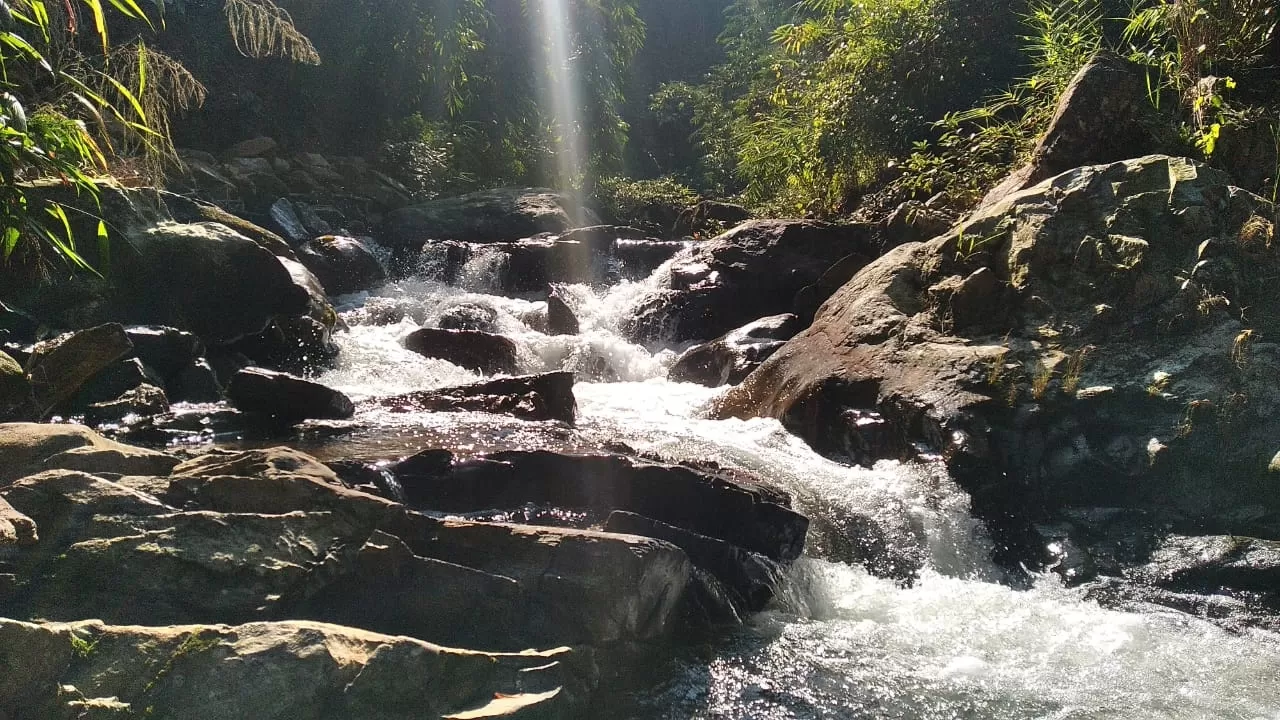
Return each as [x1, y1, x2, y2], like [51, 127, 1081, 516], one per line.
[717, 155, 1280, 571]
[669, 314, 802, 387]
[380, 187, 581, 247]
[624, 220, 879, 344]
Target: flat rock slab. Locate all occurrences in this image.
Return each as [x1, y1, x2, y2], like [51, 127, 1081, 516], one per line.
[393, 449, 808, 562]
[374, 371, 577, 424]
[0, 422, 178, 485]
[0, 618, 581, 719]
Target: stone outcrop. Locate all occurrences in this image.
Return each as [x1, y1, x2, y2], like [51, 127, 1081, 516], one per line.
[982, 53, 1163, 207]
[717, 156, 1280, 564]
[0, 423, 178, 484]
[624, 220, 878, 344]
[0, 618, 581, 719]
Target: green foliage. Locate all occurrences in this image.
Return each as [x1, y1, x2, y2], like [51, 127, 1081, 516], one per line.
[0, 0, 156, 274]
[893, 0, 1104, 208]
[590, 174, 698, 229]
[1122, 0, 1278, 162]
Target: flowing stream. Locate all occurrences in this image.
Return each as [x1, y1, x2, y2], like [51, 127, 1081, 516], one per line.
[310, 249, 1280, 720]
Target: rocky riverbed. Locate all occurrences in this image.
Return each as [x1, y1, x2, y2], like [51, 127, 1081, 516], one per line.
[4, 147, 1280, 717]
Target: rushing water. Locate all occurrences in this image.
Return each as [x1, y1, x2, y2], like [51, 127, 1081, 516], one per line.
[312, 248, 1280, 720]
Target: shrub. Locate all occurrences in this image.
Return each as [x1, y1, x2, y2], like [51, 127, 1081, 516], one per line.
[589, 175, 699, 231]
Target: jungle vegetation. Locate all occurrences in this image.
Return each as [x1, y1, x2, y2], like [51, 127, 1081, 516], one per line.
[1, 0, 1277, 267]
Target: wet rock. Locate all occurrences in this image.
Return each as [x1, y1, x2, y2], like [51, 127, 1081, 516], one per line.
[64, 357, 165, 415]
[23, 325, 134, 420]
[672, 200, 751, 237]
[380, 187, 578, 247]
[381, 512, 693, 647]
[625, 220, 878, 343]
[393, 450, 807, 561]
[547, 285, 580, 335]
[123, 325, 205, 382]
[0, 350, 28, 421]
[173, 447, 344, 486]
[84, 383, 169, 426]
[0, 618, 581, 719]
[438, 303, 499, 333]
[173, 358, 224, 403]
[226, 367, 355, 423]
[402, 327, 519, 375]
[232, 315, 341, 375]
[717, 155, 1280, 563]
[298, 235, 387, 296]
[376, 371, 577, 424]
[1132, 535, 1280, 595]
[669, 314, 801, 387]
[606, 510, 777, 614]
[615, 238, 689, 280]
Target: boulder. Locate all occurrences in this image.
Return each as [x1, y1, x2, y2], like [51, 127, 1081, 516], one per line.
[226, 368, 355, 423]
[716, 155, 1280, 561]
[226, 136, 279, 158]
[0, 618, 580, 719]
[0, 496, 37, 548]
[110, 221, 312, 346]
[23, 324, 134, 419]
[437, 303, 499, 333]
[0, 350, 28, 421]
[882, 200, 954, 245]
[624, 220, 878, 343]
[982, 53, 1163, 207]
[298, 235, 387, 296]
[402, 328, 519, 375]
[123, 325, 205, 382]
[380, 188, 579, 247]
[547, 285, 580, 335]
[375, 371, 577, 424]
[173, 358, 224, 403]
[83, 383, 169, 426]
[669, 314, 802, 387]
[0, 423, 179, 483]
[269, 197, 311, 244]
[391, 450, 808, 561]
[605, 510, 777, 615]
[63, 358, 164, 415]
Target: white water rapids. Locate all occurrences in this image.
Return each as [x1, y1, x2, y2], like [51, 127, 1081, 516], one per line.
[312, 252, 1280, 719]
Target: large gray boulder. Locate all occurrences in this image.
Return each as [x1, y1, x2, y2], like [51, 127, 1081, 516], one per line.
[380, 188, 580, 247]
[718, 156, 1280, 558]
